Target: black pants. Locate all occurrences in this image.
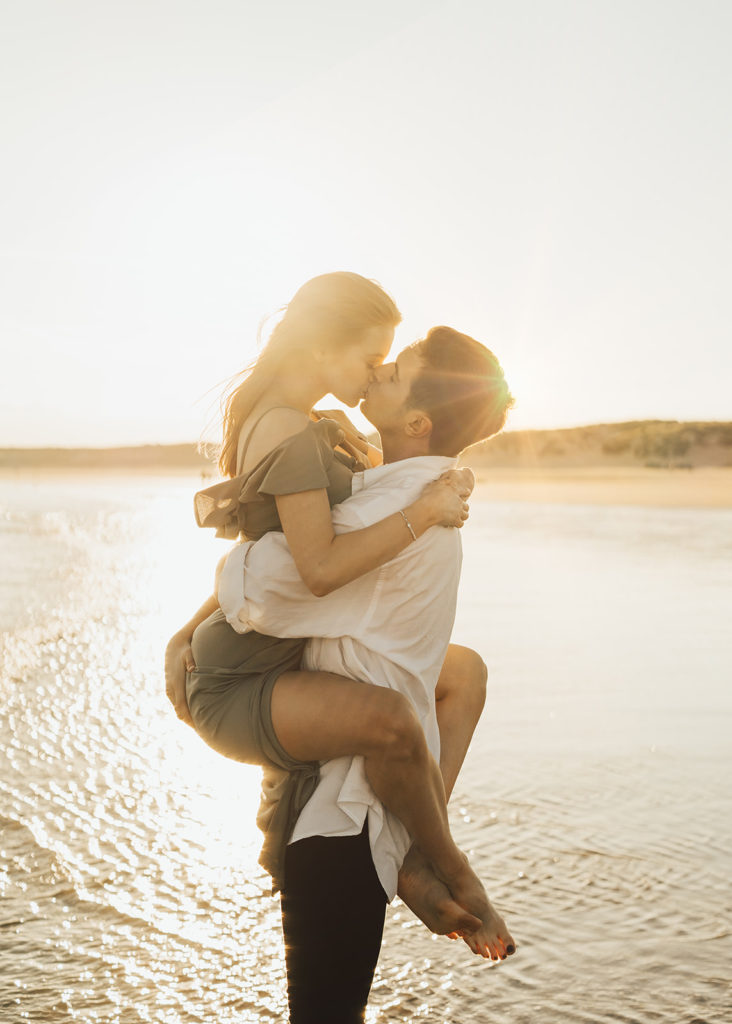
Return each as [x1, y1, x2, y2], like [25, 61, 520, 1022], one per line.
[281, 823, 388, 1024]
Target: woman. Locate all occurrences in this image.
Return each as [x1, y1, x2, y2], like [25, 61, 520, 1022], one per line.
[165, 273, 514, 1020]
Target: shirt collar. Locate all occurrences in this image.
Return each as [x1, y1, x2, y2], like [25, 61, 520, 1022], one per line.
[351, 454, 458, 493]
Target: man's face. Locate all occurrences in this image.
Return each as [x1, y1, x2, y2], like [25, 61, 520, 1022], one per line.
[360, 343, 425, 431]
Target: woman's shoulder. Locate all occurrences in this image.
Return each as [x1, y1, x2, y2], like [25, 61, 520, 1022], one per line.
[240, 414, 347, 504]
[238, 407, 312, 475]
[194, 413, 348, 538]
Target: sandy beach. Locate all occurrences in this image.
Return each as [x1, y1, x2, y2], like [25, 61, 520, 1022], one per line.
[2, 463, 731, 509]
[472, 465, 732, 508]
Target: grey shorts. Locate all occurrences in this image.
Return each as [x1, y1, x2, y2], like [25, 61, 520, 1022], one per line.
[186, 609, 320, 892]
[186, 609, 309, 771]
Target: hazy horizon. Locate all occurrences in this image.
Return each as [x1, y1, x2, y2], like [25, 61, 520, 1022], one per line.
[2, 414, 732, 454]
[2, 1, 731, 446]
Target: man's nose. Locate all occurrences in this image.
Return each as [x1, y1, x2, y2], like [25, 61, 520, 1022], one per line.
[372, 362, 395, 383]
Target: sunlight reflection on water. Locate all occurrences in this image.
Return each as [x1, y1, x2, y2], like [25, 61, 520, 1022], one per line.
[1, 476, 731, 1023]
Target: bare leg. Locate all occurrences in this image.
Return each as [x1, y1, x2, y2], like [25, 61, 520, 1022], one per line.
[397, 645, 516, 960]
[436, 644, 489, 800]
[270, 668, 511, 952]
[271, 670, 460, 873]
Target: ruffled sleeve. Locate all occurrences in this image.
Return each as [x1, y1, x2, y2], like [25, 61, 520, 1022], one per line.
[193, 418, 347, 539]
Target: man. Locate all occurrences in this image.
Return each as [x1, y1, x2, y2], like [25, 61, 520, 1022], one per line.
[214, 327, 515, 1010]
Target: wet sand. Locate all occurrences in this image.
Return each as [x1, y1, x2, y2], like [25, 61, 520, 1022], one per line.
[2, 474, 731, 1022]
[472, 466, 732, 508]
[2, 464, 730, 508]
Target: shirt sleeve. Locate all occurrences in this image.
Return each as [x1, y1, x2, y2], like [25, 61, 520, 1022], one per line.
[217, 531, 379, 640]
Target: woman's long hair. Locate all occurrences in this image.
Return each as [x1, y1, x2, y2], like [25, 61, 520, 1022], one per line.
[218, 272, 401, 478]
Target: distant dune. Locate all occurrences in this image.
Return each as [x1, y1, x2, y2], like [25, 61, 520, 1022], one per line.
[0, 443, 213, 473]
[461, 420, 732, 470]
[1, 421, 731, 475]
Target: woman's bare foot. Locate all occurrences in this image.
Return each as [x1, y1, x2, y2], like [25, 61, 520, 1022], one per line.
[397, 847, 482, 937]
[438, 851, 516, 961]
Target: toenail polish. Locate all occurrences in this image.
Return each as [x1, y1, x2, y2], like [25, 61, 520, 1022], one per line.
[506, 944, 515, 954]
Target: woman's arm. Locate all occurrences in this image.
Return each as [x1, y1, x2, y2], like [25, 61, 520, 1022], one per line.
[276, 476, 468, 597]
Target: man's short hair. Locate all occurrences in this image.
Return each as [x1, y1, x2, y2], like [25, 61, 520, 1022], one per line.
[409, 327, 514, 457]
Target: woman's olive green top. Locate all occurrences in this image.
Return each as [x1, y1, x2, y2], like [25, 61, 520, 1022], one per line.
[194, 417, 356, 541]
[189, 417, 358, 893]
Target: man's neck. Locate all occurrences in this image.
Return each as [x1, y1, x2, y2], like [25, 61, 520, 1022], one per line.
[379, 431, 432, 464]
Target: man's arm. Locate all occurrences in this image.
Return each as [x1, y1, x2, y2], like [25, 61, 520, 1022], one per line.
[164, 593, 219, 725]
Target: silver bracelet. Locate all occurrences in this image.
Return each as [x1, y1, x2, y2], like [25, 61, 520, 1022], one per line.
[398, 509, 417, 542]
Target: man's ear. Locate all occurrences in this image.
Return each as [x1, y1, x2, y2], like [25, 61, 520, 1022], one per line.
[404, 409, 433, 441]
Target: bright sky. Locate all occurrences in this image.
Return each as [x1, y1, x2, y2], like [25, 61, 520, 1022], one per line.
[2, 0, 730, 446]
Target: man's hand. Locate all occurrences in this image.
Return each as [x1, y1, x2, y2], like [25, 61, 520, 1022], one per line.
[164, 632, 196, 727]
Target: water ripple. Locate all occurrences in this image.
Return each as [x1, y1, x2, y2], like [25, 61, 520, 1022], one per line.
[1, 477, 731, 1022]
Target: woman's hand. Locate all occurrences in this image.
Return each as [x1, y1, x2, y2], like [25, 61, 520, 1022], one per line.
[312, 408, 369, 450]
[417, 476, 470, 529]
[164, 631, 196, 727]
[311, 409, 382, 469]
[439, 466, 475, 499]
[312, 408, 374, 464]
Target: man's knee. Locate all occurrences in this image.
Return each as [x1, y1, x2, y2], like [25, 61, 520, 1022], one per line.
[465, 647, 488, 708]
[446, 645, 487, 709]
[363, 688, 422, 758]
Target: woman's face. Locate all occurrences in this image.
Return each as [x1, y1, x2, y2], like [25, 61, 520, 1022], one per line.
[325, 324, 395, 406]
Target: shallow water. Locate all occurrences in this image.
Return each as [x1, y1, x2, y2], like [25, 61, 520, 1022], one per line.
[1, 475, 730, 1023]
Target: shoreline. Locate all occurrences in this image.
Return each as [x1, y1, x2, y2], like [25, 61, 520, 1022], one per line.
[472, 466, 732, 508]
[1, 464, 730, 508]
[0, 465, 211, 479]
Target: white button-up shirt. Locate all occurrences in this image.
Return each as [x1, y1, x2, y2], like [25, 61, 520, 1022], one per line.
[217, 454, 461, 899]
